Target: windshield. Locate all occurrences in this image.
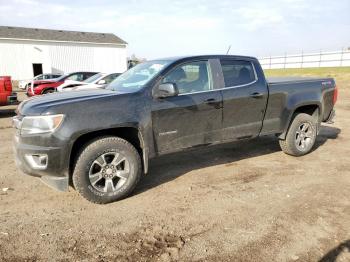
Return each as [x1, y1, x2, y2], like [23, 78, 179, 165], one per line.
[84, 73, 104, 83]
[107, 60, 172, 92]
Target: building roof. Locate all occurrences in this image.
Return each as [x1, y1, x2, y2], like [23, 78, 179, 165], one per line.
[0, 26, 127, 45]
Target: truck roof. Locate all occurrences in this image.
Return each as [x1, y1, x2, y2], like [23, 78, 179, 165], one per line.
[152, 55, 258, 62]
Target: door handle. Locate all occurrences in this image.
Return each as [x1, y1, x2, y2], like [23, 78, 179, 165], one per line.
[205, 98, 217, 103]
[205, 98, 221, 109]
[250, 92, 264, 98]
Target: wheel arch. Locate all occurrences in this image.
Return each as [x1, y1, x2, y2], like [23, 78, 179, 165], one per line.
[69, 127, 148, 179]
[41, 87, 56, 94]
[279, 103, 320, 139]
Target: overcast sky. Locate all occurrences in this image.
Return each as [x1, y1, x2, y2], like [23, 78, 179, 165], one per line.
[0, 0, 349, 59]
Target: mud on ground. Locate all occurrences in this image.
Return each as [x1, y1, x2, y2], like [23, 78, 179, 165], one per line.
[0, 87, 349, 261]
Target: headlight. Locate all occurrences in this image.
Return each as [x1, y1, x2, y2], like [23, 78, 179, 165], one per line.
[21, 114, 64, 135]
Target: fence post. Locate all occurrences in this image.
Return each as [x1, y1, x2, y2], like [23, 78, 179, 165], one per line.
[301, 50, 304, 68]
[319, 50, 322, 67]
[269, 55, 272, 69]
[340, 48, 344, 67]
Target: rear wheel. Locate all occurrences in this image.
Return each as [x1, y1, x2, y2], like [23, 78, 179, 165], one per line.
[42, 88, 55, 94]
[72, 136, 142, 204]
[279, 113, 317, 156]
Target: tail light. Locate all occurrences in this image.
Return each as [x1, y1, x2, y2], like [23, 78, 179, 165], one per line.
[4, 80, 12, 91]
[333, 85, 338, 105]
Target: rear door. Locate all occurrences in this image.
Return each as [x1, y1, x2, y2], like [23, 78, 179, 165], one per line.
[152, 60, 223, 153]
[219, 59, 268, 140]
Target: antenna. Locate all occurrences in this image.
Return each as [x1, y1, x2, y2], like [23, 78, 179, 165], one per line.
[226, 45, 231, 55]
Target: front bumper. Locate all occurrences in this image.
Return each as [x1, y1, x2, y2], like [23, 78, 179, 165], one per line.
[13, 133, 69, 191]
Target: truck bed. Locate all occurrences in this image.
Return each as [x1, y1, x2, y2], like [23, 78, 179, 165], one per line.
[260, 76, 336, 137]
[267, 76, 332, 84]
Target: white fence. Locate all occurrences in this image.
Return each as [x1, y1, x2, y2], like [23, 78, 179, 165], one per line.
[259, 49, 350, 69]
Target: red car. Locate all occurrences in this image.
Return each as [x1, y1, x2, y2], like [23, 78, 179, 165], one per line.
[0, 76, 17, 106]
[26, 71, 98, 96]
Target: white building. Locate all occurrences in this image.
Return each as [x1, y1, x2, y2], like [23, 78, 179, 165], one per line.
[0, 26, 128, 80]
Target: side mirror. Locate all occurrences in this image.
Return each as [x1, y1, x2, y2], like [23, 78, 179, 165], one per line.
[97, 79, 106, 85]
[153, 83, 179, 98]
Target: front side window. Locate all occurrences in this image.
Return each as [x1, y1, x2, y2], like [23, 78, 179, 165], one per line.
[220, 60, 256, 87]
[107, 60, 172, 93]
[162, 61, 212, 94]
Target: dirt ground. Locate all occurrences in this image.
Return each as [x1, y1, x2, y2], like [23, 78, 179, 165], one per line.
[0, 85, 350, 262]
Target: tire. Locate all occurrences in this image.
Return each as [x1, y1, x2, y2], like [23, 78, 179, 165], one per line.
[279, 113, 317, 156]
[42, 89, 55, 94]
[72, 136, 142, 204]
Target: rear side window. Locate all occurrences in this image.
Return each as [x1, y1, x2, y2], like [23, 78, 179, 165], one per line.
[83, 72, 98, 80]
[67, 73, 84, 81]
[220, 60, 256, 87]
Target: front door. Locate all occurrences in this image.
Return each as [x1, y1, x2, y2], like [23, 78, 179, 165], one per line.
[219, 59, 269, 140]
[152, 60, 223, 153]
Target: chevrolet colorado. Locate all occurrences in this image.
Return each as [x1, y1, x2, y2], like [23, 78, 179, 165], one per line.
[13, 55, 337, 204]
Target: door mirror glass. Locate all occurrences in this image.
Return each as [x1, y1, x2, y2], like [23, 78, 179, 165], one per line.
[153, 83, 179, 98]
[97, 79, 106, 85]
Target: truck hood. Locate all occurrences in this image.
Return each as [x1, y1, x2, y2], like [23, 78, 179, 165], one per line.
[18, 89, 120, 116]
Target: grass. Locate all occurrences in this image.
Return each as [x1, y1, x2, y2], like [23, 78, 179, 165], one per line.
[264, 67, 350, 87]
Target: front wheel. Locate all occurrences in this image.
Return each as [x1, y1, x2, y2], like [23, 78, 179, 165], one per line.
[72, 136, 142, 204]
[279, 113, 317, 156]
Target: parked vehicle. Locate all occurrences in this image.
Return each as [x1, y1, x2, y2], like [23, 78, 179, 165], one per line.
[13, 55, 337, 204]
[57, 73, 121, 92]
[19, 74, 62, 90]
[26, 72, 98, 96]
[0, 76, 17, 106]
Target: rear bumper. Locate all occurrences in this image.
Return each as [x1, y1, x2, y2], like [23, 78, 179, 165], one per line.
[325, 109, 335, 124]
[7, 92, 18, 104]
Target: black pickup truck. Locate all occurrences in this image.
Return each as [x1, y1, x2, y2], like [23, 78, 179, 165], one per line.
[13, 55, 337, 204]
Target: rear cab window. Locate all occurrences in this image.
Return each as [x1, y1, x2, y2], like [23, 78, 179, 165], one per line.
[220, 60, 257, 87]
